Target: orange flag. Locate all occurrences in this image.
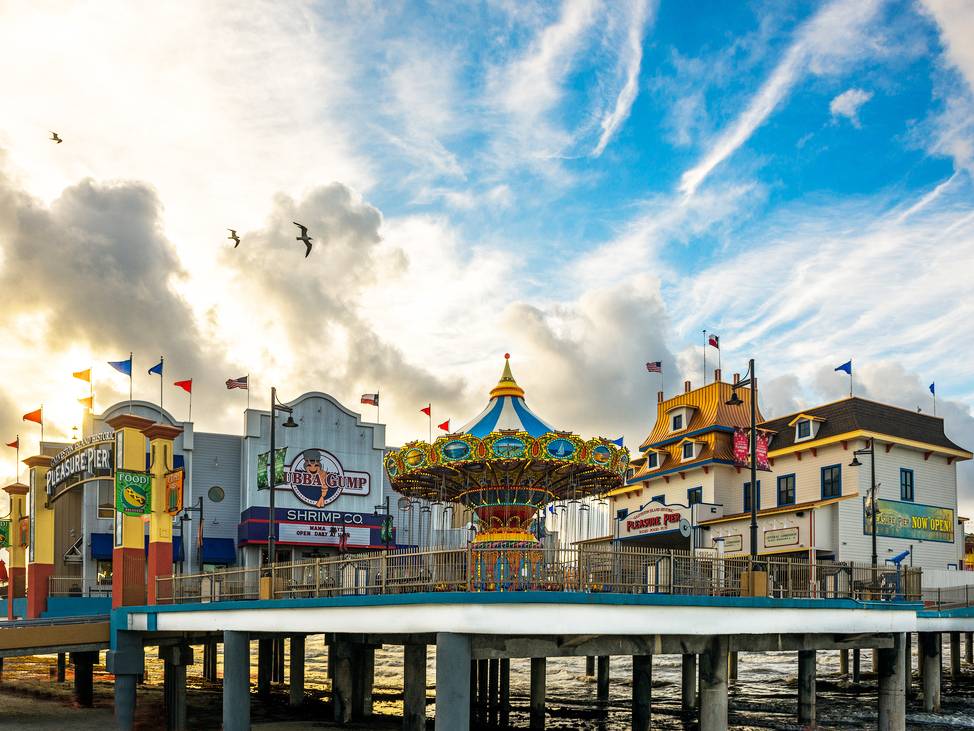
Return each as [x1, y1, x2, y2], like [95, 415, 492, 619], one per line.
[23, 408, 42, 424]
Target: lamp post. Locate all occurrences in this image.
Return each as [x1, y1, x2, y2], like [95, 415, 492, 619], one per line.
[374, 495, 392, 550]
[725, 358, 759, 558]
[849, 439, 878, 568]
[267, 387, 298, 565]
[179, 496, 204, 573]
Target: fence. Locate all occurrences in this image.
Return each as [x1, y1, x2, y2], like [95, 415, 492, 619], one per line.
[922, 584, 974, 611]
[156, 545, 922, 606]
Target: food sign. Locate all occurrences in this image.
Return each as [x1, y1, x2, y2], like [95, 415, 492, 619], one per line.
[115, 470, 151, 516]
[165, 469, 184, 515]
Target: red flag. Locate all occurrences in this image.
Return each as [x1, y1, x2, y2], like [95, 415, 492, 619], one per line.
[438, 420, 450, 432]
[0, 559, 7, 583]
[23, 408, 42, 425]
[5, 438, 17, 448]
[420, 405, 431, 416]
[708, 334, 719, 349]
[174, 379, 193, 393]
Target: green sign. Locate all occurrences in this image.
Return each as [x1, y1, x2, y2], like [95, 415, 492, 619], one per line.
[257, 447, 288, 490]
[864, 498, 954, 543]
[115, 470, 151, 515]
[0, 519, 9, 548]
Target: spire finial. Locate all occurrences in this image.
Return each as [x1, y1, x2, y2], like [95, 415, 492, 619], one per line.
[490, 353, 524, 399]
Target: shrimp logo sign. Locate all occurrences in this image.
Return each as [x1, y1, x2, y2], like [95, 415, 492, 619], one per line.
[285, 449, 370, 508]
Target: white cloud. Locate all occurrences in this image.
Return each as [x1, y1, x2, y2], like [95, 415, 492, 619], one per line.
[921, 0, 974, 90]
[829, 88, 874, 127]
[679, 0, 882, 197]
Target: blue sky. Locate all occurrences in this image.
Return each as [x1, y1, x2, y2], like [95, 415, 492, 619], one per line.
[0, 0, 973, 508]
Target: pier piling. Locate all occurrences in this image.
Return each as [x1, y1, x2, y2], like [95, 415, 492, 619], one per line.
[699, 636, 729, 731]
[967, 632, 973, 665]
[853, 648, 861, 683]
[161, 643, 193, 731]
[632, 654, 652, 731]
[877, 633, 906, 731]
[950, 632, 961, 680]
[488, 657, 499, 725]
[403, 644, 427, 731]
[585, 655, 595, 677]
[840, 648, 849, 677]
[73, 650, 97, 708]
[500, 658, 511, 727]
[332, 638, 354, 724]
[56, 652, 65, 682]
[435, 633, 471, 730]
[728, 651, 738, 681]
[289, 635, 305, 707]
[596, 655, 610, 703]
[222, 631, 250, 731]
[477, 657, 489, 722]
[530, 656, 546, 729]
[681, 653, 697, 711]
[352, 643, 375, 720]
[107, 632, 143, 730]
[798, 649, 816, 726]
[904, 633, 912, 698]
[920, 632, 941, 713]
[257, 638, 272, 700]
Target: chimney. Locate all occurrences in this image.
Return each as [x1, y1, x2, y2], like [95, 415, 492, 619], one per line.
[733, 373, 740, 384]
[684, 380, 691, 393]
[715, 368, 722, 382]
[657, 391, 664, 403]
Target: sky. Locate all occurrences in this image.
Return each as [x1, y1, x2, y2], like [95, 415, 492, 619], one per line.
[0, 0, 973, 513]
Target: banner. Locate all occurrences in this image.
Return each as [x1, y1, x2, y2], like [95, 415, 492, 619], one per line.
[0, 519, 9, 548]
[165, 469, 184, 515]
[115, 470, 151, 515]
[732, 428, 770, 471]
[256, 447, 288, 490]
[19, 516, 29, 547]
[865, 498, 954, 543]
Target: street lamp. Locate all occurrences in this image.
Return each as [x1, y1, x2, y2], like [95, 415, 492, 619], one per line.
[179, 496, 204, 573]
[849, 439, 878, 568]
[267, 386, 298, 565]
[725, 358, 759, 558]
[374, 495, 393, 550]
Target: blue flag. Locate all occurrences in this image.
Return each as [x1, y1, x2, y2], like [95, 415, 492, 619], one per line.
[611, 437, 624, 447]
[148, 360, 163, 376]
[929, 382, 935, 395]
[109, 357, 132, 376]
[834, 360, 852, 375]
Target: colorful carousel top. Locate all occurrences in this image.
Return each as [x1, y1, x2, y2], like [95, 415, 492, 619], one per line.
[385, 355, 629, 546]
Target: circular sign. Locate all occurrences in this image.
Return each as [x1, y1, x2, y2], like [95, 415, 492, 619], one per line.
[679, 519, 691, 537]
[546, 438, 575, 459]
[287, 449, 369, 508]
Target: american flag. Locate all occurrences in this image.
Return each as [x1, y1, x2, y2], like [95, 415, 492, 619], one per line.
[225, 375, 249, 390]
[645, 361, 662, 373]
[361, 393, 379, 406]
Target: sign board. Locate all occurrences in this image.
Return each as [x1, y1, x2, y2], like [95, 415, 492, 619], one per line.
[764, 526, 800, 549]
[115, 470, 151, 516]
[278, 523, 372, 548]
[237, 506, 393, 549]
[755, 432, 770, 470]
[18, 516, 29, 547]
[257, 448, 370, 508]
[0, 519, 9, 548]
[732, 428, 770, 471]
[717, 534, 743, 553]
[618, 501, 689, 539]
[865, 498, 954, 543]
[165, 470, 184, 515]
[46, 433, 114, 495]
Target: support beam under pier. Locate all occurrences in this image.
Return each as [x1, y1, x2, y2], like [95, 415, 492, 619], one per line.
[500, 658, 511, 727]
[950, 632, 961, 680]
[530, 657, 546, 730]
[878, 632, 906, 731]
[289, 635, 305, 707]
[161, 644, 193, 731]
[632, 654, 652, 731]
[223, 631, 250, 731]
[435, 633, 471, 731]
[596, 656, 610, 704]
[920, 632, 941, 713]
[682, 654, 697, 712]
[403, 644, 427, 731]
[798, 649, 815, 727]
[699, 636, 729, 731]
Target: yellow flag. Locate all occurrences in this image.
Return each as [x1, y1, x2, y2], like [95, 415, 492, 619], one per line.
[78, 396, 93, 409]
[73, 368, 91, 382]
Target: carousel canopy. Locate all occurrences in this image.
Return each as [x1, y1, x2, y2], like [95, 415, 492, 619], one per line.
[458, 354, 554, 437]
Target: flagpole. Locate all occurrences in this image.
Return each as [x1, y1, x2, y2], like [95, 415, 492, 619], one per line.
[428, 404, 432, 443]
[41, 404, 44, 443]
[247, 375, 251, 411]
[159, 356, 164, 415]
[188, 388, 193, 423]
[15, 435, 19, 484]
[702, 330, 707, 385]
[129, 351, 133, 413]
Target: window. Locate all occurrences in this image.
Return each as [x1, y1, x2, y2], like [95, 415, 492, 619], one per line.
[687, 487, 702, 505]
[821, 464, 842, 499]
[777, 474, 796, 506]
[646, 453, 659, 469]
[796, 419, 811, 439]
[743, 481, 761, 512]
[96, 560, 113, 585]
[900, 469, 914, 502]
[672, 414, 683, 431]
[651, 494, 665, 504]
[97, 480, 114, 519]
[208, 485, 225, 503]
[682, 442, 695, 460]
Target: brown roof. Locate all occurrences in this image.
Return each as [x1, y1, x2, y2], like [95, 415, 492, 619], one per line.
[761, 397, 970, 455]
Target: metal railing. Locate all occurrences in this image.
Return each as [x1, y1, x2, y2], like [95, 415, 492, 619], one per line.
[48, 575, 87, 597]
[156, 545, 922, 606]
[922, 584, 974, 611]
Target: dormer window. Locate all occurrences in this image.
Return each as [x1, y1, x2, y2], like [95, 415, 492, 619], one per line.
[667, 405, 695, 433]
[672, 413, 683, 431]
[680, 440, 702, 462]
[682, 442, 694, 459]
[647, 452, 659, 469]
[797, 419, 811, 440]
[789, 413, 823, 442]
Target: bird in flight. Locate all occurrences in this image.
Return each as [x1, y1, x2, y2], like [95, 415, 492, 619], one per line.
[49, 131, 62, 144]
[293, 221, 312, 257]
[227, 229, 241, 248]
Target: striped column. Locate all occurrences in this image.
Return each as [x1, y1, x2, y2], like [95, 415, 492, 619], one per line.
[2, 481, 28, 620]
[25, 455, 53, 618]
[143, 424, 182, 604]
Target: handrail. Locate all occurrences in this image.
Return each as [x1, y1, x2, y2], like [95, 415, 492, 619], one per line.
[154, 545, 924, 606]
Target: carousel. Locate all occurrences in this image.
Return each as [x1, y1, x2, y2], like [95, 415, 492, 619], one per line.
[384, 355, 629, 587]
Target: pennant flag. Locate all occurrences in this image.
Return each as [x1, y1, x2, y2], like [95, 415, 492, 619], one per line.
[78, 396, 94, 409]
[175, 379, 193, 393]
[929, 382, 936, 396]
[0, 558, 7, 584]
[708, 334, 720, 349]
[226, 375, 249, 390]
[361, 393, 379, 406]
[645, 361, 662, 373]
[22, 408, 42, 424]
[109, 357, 132, 376]
[420, 405, 431, 416]
[148, 360, 163, 376]
[834, 360, 852, 375]
[611, 437, 624, 447]
[72, 368, 91, 382]
[5, 438, 17, 449]
[437, 419, 450, 432]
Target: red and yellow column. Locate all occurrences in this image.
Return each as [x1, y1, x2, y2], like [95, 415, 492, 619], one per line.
[2, 481, 28, 620]
[107, 414, 154, 609]
[24, 455, 53, 618]
[142, 424, 182, 604]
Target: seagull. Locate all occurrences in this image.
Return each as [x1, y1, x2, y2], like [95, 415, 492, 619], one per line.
[293, 221, 312, 257]
[227, 229, 241, 248]
[49, 131, 62, 144]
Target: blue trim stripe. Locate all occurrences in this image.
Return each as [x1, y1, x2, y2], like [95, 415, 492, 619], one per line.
[510, 397, 552, 437]
[642, 425, 734, 452]
[466, 397, 506, 437]
[626, 458, 737, 485]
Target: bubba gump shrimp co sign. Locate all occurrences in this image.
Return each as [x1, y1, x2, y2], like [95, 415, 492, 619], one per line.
[619, 501, 689, 539]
